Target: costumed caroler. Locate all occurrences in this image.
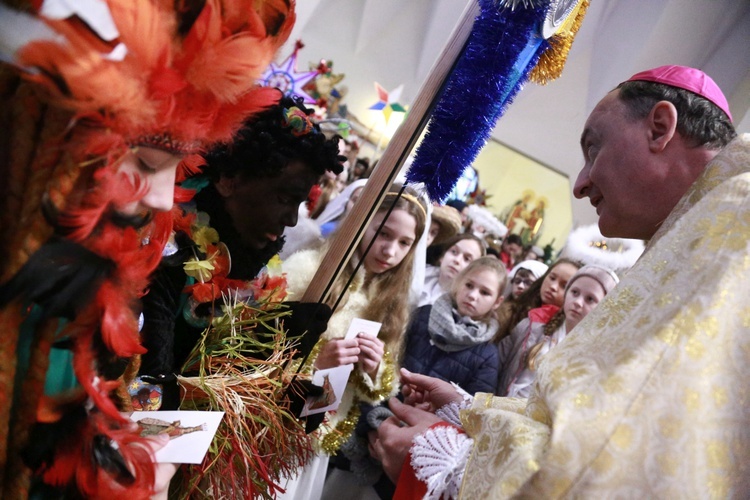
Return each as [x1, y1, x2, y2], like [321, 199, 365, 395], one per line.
[279, 190, 427, 498]
[0, 0, 294, 497]
[135, 94, 345, 497]
[370, 66, 749, 499]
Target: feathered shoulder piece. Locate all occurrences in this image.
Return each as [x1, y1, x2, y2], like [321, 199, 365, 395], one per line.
[6, 0, 294, 151]
[0, 1, 296, 498]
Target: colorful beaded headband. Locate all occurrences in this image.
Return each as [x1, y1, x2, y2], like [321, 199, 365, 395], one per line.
[282, 106, 317, 137]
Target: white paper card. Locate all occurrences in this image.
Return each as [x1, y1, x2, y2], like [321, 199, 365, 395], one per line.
[129, 411, 224, 464]
[299, 365, 353, 416]
[300, 318, 382, 416]
[344, 317, 382, 340]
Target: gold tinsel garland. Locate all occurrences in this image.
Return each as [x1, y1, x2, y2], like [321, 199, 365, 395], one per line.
[319, 403, 362, 456]
[529, 0, 591, 85]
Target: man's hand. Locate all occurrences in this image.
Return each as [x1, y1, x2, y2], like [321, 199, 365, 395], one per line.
[313, 338, 360, 369]
[368, 398, 442, 483]
[356, 333, 384, 378]
[400, 368, 463, 412]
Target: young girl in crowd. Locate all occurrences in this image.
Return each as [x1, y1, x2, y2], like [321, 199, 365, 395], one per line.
[315, 178, 368, 237]
[418, 234, 485, 307]
[425, 204, 463, 247]
[403, 257, 507, 394]
[495, 258, 580, 341]
[495, 258, 580, 396]
[504, 265, 619, 397]
[281, 190, 426, 498]
[506, 259, 549, 299]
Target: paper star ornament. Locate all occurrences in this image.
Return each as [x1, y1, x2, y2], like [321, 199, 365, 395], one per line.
[259, 42, 318, 103]
[369, 82, 406, 122]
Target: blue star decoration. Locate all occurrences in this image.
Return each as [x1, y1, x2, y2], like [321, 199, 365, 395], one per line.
[260, 41, 318, 103]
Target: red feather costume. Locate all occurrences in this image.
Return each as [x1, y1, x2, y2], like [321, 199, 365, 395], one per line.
[0, 0, 294, 497]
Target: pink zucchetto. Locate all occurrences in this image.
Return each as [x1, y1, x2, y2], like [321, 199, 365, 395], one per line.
[625, 65, 732, 122]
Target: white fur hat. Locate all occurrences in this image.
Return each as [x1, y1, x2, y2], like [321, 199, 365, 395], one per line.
[466, 204, 507, 237]
[509, 260, 549, 280]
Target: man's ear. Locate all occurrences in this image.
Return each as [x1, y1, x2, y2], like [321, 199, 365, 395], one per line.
[214, 175, 236, 197]
[647, 100, 678, 153]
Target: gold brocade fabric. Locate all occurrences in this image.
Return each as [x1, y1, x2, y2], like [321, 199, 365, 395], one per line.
[460, 135, 750, 499]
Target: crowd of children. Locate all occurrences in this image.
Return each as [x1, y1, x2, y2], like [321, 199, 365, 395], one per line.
[273, 157, 622, 498]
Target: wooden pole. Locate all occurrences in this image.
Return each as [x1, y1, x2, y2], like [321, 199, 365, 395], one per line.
[301, 0, 480, 304]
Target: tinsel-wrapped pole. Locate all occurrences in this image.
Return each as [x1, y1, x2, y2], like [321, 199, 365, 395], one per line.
[406, 0, 587, 202]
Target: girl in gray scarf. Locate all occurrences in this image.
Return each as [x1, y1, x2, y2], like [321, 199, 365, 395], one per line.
[402, 257, 507, 394]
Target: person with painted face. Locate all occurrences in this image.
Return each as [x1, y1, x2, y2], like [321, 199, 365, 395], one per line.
[137, 94, 344, 411]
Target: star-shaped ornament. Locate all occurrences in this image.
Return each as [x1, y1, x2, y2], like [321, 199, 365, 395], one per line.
[260, 42, 318, 103]
[369, 82, 406, 123]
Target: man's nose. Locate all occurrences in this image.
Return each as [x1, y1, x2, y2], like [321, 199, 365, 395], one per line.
[573, 167, 591, 199]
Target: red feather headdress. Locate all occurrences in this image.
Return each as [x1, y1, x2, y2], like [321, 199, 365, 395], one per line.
[17, 0, 293, 151]
[0, 1, 294, 497]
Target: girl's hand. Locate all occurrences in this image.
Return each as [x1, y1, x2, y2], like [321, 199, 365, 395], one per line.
[357, 333, 384, 378]
[313, 338, 360, 369]
[400, 368, 462, 412]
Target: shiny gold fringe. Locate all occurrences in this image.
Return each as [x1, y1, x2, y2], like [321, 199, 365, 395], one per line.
[319, 403, 361, 455]
[529, 0, 590, 85]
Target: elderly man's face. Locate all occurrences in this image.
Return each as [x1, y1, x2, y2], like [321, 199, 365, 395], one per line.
[573, 92, 672, 240]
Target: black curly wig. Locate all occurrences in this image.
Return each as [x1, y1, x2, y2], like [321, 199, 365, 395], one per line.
[204, 92, 344, 180]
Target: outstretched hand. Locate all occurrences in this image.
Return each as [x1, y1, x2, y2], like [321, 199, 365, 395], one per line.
[400, 368, 463, 412]
[368, 398, 442, 483]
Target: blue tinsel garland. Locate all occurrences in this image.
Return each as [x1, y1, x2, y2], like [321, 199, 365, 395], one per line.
[406, 0, 551, 202]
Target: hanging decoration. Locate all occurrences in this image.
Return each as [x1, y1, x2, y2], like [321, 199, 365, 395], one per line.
[406, 0, 590, 201]
[368, 82, 407, 124]
[260, 40, 319, 104]
[303, 59, 347, 115]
